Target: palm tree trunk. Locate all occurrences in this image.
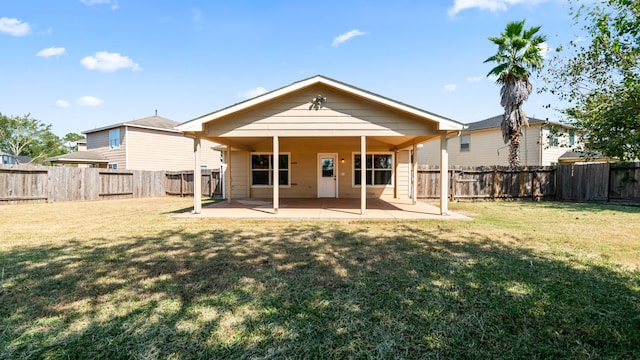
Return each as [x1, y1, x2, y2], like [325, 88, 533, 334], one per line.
[508, 132, 521, 168]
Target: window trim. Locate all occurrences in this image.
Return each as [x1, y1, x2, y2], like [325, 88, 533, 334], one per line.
[108, 163, 118, 169]
[250, 152, 291, 188]
[109, 129, 121, 149]
[352, 152, 394, 188]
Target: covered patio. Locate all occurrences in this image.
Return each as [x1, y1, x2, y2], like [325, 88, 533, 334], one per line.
[177, 75, 466, 218]
[171, 197, 470, 220]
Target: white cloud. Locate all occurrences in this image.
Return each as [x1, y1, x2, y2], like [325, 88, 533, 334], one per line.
[538, 42, 551, 59]
[241, 87, 267, 99]
[37, 47, 66, 58]
[81, 0, 119, 10]
[448, 0, 550, 16]
[466, 76, 484, 82]
[445, 84, 458, 92]
[81, 51, 141, 72]
[77, 96, 104, 106]
[55, 100, 70, 108]
[0, 17, 31, 36]
[332, 29, 366, 47]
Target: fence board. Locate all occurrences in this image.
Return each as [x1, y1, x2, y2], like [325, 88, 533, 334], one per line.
[609, 162, 640, 201]
[557, 163, 610, 202]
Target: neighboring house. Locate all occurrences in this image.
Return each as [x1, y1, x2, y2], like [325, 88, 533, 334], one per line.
[63, 138, 87, 153]
[418, 115, 588, 166]
[48, 115, 221, 171]
[177, 75, 465, 215]
[1, 151, 31, 164]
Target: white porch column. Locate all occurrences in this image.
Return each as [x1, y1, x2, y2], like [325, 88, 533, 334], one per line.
[412, 143, 418, 205]
[225, 145, 232, 203]
[273, 136, 279, 214]
[360, 135, 366, 215]
[193, 135, 202, 214]
[440, 133, 449, 215]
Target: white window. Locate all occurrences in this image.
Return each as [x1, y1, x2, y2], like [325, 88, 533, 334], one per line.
[108, 163, 118, 169]
[549, 132, 559, 147]
[569, 131, 575, 146]
[251, 153, 290, 187]
[353, 153, 393, 187]
[109, 129, 120, 149]
[460, 135, 470, 152]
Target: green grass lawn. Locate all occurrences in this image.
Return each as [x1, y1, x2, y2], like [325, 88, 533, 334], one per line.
[1, 197, 639, 359]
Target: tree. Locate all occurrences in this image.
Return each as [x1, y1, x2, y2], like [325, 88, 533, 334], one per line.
[63, 132, 85, 143]
[543, 0, 640, 161]
[62, 132, 85, 153]
[0, 113, 63, 163]
[484, 20, 547, 167]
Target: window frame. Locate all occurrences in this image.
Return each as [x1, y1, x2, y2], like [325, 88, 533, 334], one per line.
[569, 131, 575, 146]
[460, 135, 470, 152]
[109, 129, 121, 149]
[549, 131, 560, 147]
[108, 163, 118, 169]
[352, 152, 394, 188]
[250, 152, 291, 188]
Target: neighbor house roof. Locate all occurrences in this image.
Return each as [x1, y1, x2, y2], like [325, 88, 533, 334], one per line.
[45, 151, 109, 164]
[177, 75, 465, 133]
[558, 151, 615, 164]
[1, 151, 32, 163]
[464, 115, 571, 132]
[83, 115, 180, 135]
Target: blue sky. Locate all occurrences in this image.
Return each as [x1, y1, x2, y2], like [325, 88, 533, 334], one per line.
[1, 0, 576, 136]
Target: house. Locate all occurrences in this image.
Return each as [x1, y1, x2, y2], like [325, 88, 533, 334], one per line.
[417, 115, 586, 166]
[177, 75, 465, 215]
[1, 151, 31, 164]
[48, 115, 221, 171]
[63, 138, 87, 153]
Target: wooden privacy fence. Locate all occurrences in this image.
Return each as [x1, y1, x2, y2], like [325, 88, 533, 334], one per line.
[165, 169, 222, 198]
[417, 165, 556, 200]
[557, 162, 640, 203]
[417, 163, 639, 203]
[0, 165, 222, 204]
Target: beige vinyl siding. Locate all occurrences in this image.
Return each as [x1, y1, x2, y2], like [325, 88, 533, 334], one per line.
[395, 150, 411, 198]
[230, 137, 395, 199]
[86, 127, 126, 167]
[230, 151, 249, 199]
[204, 85, 439, 138]
[418, 124, 549, 166]
[540, 127, 574, 165]
[126, 127, 221, 171]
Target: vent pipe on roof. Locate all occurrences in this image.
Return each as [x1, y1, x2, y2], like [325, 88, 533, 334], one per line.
[155, 109, 158, 118]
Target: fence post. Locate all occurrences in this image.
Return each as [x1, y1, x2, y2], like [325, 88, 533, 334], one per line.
[450, 168, 455, 201]
[180, 172, 185, 197]
[492, 168, 499, 199]
[532, 169, 538, 200]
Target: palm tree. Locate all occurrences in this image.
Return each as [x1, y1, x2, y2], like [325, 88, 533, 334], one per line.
[485, 20, 546, 168]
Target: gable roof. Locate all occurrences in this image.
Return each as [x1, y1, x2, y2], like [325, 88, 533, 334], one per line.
[465, 115, 571, 132]
[84, 115, 180, 135]
[177, 75, 465, 133]
[45, 150, 109, 164]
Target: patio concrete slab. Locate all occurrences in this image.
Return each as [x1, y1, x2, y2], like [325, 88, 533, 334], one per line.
[171, 198, 471, 220]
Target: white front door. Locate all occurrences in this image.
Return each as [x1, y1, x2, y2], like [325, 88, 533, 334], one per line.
[317, 153, 337, 198]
